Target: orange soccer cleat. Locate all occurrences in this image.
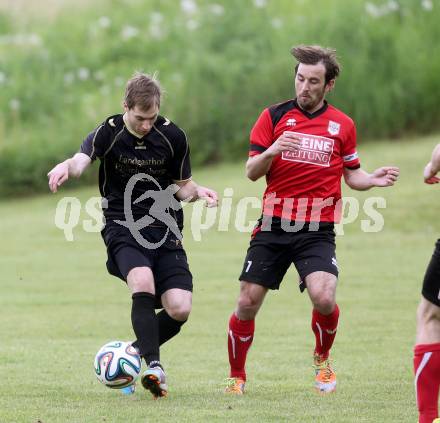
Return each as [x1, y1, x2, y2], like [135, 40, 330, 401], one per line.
[141, 366, 168, 399]
[314, 354, 336, 394]
[224, 377, 245, 395]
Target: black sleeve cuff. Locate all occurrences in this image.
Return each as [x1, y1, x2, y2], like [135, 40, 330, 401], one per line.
[344, 164, 361, 170]
[250, 143, 267, 153]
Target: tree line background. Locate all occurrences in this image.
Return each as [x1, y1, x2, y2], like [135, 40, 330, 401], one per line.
[0, 0, 439, 195]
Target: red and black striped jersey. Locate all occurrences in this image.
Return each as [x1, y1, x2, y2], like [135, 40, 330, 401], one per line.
[249, 99, 360, 223]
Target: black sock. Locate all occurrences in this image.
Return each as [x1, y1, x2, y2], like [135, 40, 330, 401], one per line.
[132, 310, 187, 353]
[157, 309, 187, 345]
[131, 292, 159, 365]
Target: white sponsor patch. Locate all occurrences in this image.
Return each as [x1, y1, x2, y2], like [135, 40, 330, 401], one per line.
[343, 152, 358, 162]
[286, 118, 296, 127]
[328, 120, 340, 136]
[281, 131, 334, 167]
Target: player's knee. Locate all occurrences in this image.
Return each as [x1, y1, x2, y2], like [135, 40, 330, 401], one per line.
[237, 294, 260, 315]
[127, 267, 154, 294]
[313, 295, 335, 315]
[167, 303, 191, 322]
[417, 298, 440, 323]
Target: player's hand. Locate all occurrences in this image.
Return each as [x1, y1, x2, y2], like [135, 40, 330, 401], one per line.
[196, 186, 218, 207]
[47, 162, 69, 193]
[424, 162, 440, 184]
[266, 131, 301, 158]
[370, 166, 399, 187]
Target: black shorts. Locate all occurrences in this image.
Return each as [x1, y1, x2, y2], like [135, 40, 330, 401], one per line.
[239, 218, 338, 291]
[101, 222, 193, 306]
[422, 239, 440, 307]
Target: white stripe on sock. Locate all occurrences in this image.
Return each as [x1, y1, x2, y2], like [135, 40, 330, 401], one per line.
[229, 330, 236, 360]
[414, 351, 433, 406]
[316, 322, 323, 348]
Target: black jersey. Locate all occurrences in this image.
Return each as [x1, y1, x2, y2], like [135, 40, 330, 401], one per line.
[80, 114, 191, 229]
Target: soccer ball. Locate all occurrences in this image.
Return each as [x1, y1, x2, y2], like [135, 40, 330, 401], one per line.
[94, 341, 141, 389]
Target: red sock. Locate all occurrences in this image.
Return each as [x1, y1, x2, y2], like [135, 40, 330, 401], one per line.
[311, 304, 340, 360]
[228, 313, 255, 381]
[414, 343, 440, 423]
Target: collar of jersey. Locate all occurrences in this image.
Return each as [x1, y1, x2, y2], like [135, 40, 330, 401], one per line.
[123, 113, 145, 139]
[293, 98, 328, 119]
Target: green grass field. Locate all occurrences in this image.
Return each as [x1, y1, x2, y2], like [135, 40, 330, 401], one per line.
[1, 134, 439, 422]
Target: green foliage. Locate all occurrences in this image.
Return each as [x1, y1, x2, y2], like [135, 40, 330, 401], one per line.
[1, 0, 440, 195]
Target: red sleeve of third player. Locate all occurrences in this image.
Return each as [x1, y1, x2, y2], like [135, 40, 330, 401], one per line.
[341, 122, 361, 169]
[249, 109, 274, 157]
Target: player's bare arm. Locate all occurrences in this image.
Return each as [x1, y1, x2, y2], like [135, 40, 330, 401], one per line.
[424, 143, 440, 184]
[343, 166, 399, 191]
[47, 152, 92, 193]
[174, 179, 218, 207]
[246, 132, 301, 181]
